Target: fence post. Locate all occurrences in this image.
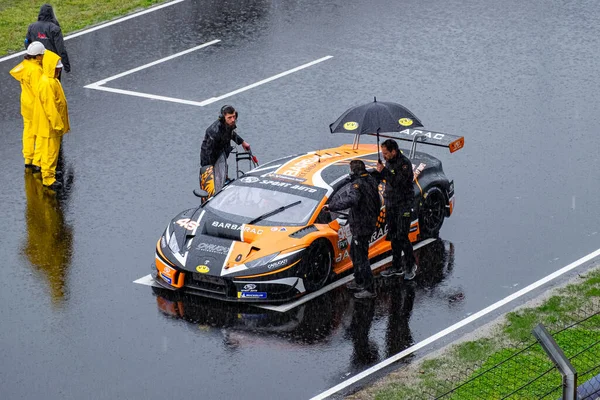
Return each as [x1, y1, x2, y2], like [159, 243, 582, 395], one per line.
[532, 323, 578, 400]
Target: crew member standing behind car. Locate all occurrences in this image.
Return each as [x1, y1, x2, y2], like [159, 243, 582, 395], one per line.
[9, 41, 45, 171]
[33, 51, 70, 191]
[325, 160, 381, 299]
[25, 4, 70, 79]
[200, 105, 251, 193]
[375, 139, 418, 280]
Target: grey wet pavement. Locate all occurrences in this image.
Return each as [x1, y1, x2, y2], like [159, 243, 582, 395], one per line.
[1, 0, 600, 399]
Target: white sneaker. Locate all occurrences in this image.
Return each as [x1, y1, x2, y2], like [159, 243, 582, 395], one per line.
[403, 264, 418, 280]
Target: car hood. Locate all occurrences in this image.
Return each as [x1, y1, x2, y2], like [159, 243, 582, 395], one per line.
[168, 208, 300, 277]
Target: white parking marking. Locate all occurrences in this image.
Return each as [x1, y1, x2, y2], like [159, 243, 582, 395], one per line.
[310, 247, 600, 400]
[258, 238, 436, 313]
[86, 40, 220, 86]
[86, 53, 333, 107]
[0, 0, 186, 63]
[196, 55, 334, 106]
[133, 238, 437, 311]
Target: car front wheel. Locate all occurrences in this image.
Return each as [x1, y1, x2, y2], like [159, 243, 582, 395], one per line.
[300, 240, 332, 292]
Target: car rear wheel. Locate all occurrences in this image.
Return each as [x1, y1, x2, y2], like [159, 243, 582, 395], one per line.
[419, 187, 446, 238]
[300, 240, 332, 292]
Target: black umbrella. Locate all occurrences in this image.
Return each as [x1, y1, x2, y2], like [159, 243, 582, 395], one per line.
[329, 98, 423, 160]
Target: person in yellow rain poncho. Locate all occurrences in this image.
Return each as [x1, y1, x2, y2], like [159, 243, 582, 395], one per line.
[32, 50, 70, 190]
[22, 170, 73, 307]
[9, 41, 45, 170]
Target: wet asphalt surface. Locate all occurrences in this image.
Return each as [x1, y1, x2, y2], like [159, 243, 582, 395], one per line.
[1, 0, 600, 399]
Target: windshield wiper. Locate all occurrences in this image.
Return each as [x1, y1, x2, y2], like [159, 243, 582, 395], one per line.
[248, 200, 302, 225]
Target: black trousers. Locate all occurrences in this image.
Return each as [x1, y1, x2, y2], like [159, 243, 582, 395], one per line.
[387, 209, 415, 270]
[350, 234, 374, 289]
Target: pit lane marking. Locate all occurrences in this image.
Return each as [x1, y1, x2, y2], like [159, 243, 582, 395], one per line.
[0, 0, 186, 63]
[133, 238, 437, 311]
[258, 238, 436, 313]
[310, 247, 600, 400]
[85, 47, 333, 107]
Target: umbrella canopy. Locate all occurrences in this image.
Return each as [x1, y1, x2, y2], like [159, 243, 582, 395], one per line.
[329, 98, 423, 135]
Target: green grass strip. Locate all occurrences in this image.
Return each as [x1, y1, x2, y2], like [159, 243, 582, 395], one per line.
[0, 0, 169, 56]
[357, 268, 600, 400]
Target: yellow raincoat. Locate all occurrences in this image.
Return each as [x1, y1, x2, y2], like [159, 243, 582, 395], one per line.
[9, 58, 43, 166]
[32, 50, 70, 186]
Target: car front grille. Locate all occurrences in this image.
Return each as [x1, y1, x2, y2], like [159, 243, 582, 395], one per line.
[185, 272, 231, 296]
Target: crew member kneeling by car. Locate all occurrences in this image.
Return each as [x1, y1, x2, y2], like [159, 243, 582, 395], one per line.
[375, 139, 418, 280]
[324, 160, 380, 299]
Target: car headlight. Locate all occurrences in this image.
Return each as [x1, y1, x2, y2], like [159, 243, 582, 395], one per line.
[245, 252, 280, 269]
[168, 232, 180, 253]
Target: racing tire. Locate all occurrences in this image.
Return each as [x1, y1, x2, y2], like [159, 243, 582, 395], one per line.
[300, 240, 332, 293]
[419, 187, 446, 239]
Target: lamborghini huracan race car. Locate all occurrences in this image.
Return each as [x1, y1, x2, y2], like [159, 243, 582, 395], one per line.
[153, 129, 464, 302]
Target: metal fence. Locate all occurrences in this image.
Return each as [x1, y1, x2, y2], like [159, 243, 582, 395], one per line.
[414, 300, 600, 399]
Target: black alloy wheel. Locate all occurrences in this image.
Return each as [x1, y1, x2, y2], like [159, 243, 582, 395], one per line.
[419, 187, 446, 238]
[301, 240, 332, 292]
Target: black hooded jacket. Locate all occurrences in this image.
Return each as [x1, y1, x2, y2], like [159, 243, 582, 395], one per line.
[373, 152, 414, 211]
[200, 119, 245, 167]
[26, 4, 71, 73]
[328, 173, 381, 237]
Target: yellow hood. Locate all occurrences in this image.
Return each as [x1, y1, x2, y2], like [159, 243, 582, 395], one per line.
[42, 50, 61, 78]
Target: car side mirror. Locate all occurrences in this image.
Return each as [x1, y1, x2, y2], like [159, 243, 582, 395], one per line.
[193, 189, 209, 198]
[328, 219, 340, 231]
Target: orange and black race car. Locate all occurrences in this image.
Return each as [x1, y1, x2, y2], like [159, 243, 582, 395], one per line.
[153, 128, 464, 302]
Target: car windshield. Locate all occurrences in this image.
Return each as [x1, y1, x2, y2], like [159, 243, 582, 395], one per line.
[205, 185, 321, 226]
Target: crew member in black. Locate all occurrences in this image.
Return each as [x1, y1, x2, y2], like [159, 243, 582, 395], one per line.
[200, 105, 251, 167]
[325, 160, 381, 298]
[375, 139, 418, 280]
[25, 4, 70, 76]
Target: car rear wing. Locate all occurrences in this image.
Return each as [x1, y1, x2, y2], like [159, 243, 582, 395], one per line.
[376, 129, 464, 158]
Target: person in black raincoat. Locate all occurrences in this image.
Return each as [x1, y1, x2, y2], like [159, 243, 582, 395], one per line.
[375, 139, 418, 280]
[199, 105, 251, 195]
[325, 160, 380, 298]
[200, 105, 251, 167]
[25, 4, 71, 75]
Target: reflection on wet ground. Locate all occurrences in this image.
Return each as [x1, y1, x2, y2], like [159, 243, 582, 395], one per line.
[151, 238, 460, 371]
[21, 167, 75, 307]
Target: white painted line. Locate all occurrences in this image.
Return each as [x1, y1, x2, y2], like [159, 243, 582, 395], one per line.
[0, 0, 185, 63]
[134, 274, 159, 287]
[86, 83, 208, 106]
[133, 238, 436, 312]
[86, 54, 334, 107]
[258, 238, 436, 313]
[197, 55, 333, 106]
[310, 247, 600, 400]
[85, 40, 220, 86]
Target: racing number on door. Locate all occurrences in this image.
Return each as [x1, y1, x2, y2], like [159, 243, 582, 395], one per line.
[176, 218, 199, 230]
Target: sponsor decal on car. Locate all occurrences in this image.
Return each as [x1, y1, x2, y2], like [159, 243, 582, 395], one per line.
[211, 221, 264, 235]
[238, 292, 267, 299]
[399, 128, 446, 140]
[196, 265, 210, 273]
[196, 242, 229, 254]
[264, 173, 306, 183]
[160, 273, 172, 284]
[266, 259, 288, 270]
[399, 118, 414, 126]
[258, 179, 317, 193]
[240, 176, 260, 183]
